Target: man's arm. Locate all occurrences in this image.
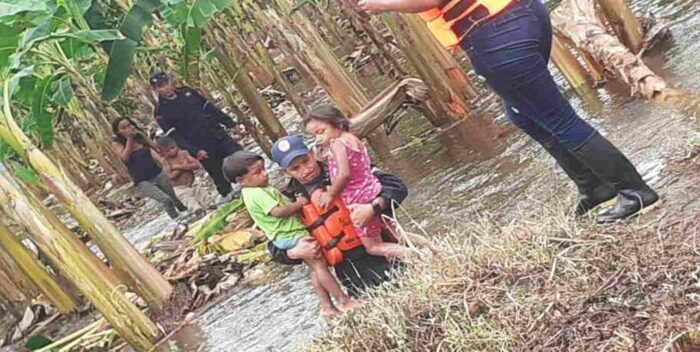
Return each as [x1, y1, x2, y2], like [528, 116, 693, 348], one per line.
[189, 88, 236, 128]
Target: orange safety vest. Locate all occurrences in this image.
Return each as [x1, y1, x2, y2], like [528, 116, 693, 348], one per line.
[419, 0, 514, 49]
[300, 198, 363, 266]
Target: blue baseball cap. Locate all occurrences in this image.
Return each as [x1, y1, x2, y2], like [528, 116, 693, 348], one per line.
[271, 135, 309, 168]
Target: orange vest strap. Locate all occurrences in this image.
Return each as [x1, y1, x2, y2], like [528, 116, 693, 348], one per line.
[420, 0, 515, 49]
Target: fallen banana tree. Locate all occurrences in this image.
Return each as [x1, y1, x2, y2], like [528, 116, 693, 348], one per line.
[349, 77, 433, 138]
[551, 0, 700, 113]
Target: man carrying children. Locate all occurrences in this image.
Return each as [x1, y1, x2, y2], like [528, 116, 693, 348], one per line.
[223, 134, 418, 315]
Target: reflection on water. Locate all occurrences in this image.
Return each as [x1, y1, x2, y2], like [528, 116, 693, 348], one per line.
[146, 0, 700, 350]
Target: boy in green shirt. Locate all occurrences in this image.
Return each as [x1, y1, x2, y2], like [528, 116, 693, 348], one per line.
[222, 151, 360, 317]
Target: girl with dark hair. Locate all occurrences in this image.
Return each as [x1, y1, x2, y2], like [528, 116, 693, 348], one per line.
[304, 105, 415, 259]
[111, 117, 188, 220]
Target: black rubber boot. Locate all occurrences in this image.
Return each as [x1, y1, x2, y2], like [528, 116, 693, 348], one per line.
[540, 140, 616, 216]
[570, 132, 659, 223]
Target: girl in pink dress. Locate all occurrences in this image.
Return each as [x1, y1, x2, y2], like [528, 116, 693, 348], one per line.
[304, 105, 413, 258]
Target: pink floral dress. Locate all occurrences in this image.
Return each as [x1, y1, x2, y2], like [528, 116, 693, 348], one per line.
[327, 139, 383, 238]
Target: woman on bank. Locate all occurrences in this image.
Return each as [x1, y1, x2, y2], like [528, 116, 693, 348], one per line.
[112, 117, 188, 220]
[358, 0, 658, 223]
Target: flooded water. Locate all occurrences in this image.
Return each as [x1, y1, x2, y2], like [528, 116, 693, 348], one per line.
[123, 1, 700, 350]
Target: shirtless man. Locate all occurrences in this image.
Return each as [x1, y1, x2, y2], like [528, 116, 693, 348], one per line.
[156, 136, 208, 213]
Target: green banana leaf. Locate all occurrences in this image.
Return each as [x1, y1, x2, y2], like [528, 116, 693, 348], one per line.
[51, 75, 73, 107]
[32, 75, 55, 147]
[101, 0, 162, 102]
[0, 0, 48, 19]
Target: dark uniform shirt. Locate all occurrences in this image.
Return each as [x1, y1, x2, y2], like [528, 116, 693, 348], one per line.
[154, 87, 240, 158]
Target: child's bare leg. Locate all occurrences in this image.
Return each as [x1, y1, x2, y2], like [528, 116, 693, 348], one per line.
[309, 269, 341, 317]
[306, 258, 362, 312]
[361, 235, 413, 258]
[400, 231, 439, 253]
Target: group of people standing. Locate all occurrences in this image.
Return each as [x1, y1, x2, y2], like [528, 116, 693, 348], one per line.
[112, 72, 243, 220]
[110, 0, 660, 315]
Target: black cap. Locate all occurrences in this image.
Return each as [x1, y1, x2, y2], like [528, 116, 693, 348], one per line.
[149, 72, 170, 87]
[222, 151, 263, 183]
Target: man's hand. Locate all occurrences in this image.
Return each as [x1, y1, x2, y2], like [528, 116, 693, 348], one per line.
[316, 191, 333, 209]
[358, 0, 385, 14]
[287, 237, 322, 260]
[348, 203, 376, 227]
[296, 196, 310, 206]
[195, 150, 209, 161]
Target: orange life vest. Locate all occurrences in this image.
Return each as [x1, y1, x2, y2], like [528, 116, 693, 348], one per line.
[300, 198, 363, 266]
[419, 0, 514, 49]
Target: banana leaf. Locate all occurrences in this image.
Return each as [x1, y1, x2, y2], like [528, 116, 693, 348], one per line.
[0, 0, 48, 19]
[32, 75, 55, 147]
[194, 199, 245, 242]
[101, 0, 163, 102]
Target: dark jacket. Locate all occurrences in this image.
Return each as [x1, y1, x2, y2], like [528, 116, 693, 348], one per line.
[154, 87, 240, 158]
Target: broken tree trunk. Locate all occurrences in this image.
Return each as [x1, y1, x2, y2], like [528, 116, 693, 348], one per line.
[383, 14, 471, 122]
[551, 34, 594, 94]
[0, 172, 157, 350]
[0, 80, 173, 310]
[551, 0, 700, 111]
[0, 224, 78, 314]
[596, 0, 644, 53]
[208, 27, 287, 144]
[350, 78, 433, 138]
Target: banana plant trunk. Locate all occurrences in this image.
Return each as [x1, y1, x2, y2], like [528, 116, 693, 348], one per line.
[272, 0, 369, 115]
[0, 81, 173, 310]
[596, 0, 644, 53]
[551, 35, 593, 95]
[252, 38, 309, 117]
[383, 14, 471, 122]
[0, 265, 28, 317]
[0, 224, 78, 314]
[0, 172, 157, 351]
[202, 62, 274, 156]
[207, 28, 287, 144]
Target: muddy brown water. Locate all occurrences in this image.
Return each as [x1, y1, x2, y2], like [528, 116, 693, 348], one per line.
[122, 1, 700, 350]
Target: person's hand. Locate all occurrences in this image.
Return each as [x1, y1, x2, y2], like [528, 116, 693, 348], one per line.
[296, 196, 309, 206]
[316, 191, 333, 209]
[348, 203, 375, 227]
[195, 150, 209, 161]
[287, 237, 322, 260]
[357, 0, 385, 14]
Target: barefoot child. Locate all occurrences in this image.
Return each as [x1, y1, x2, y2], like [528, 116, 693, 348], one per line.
[157, 136, 208, 213]
[303, 105, 428, 258]
[222, 151, 360, 317]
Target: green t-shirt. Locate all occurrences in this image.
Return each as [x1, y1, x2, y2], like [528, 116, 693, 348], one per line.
[241, 186, 308, 244]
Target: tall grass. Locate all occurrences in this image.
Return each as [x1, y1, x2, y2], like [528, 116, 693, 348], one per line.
[304, 204, 700, 351]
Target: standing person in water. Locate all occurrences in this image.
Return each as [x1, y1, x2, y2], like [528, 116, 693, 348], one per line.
[151, 72, 243, 203]
[304, 105, 420, 258]
[358, 0, 658, 223]
[112, 117, 188, 220]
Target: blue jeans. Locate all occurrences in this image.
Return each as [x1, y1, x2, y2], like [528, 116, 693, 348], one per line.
[461, 0, 596, 149]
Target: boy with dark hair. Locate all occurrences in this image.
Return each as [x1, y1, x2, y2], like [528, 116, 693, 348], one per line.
[157, 135, 208, 213]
